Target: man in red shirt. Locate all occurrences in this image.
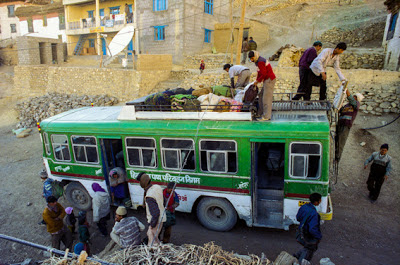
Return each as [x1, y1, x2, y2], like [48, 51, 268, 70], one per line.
[248, 51, 276, 121]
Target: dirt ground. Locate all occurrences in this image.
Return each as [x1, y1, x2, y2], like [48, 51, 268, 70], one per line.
[0, 67, 399, 265]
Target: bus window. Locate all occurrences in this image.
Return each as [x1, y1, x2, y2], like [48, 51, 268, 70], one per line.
[43, 132, 51, 155]
[126, 137, 157, 168]
[161, 138, 195, 171]
[71, 136, 98, 163]
[289, 142, 321, 179]
[200, 140, 237, 173]
[51, 134, 71, 161]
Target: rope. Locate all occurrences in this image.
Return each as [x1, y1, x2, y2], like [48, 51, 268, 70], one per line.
[362, 113, 400, 130]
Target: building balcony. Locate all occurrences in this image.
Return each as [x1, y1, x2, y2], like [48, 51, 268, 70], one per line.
[63, 0, 92, 5]
[66, 16, 134, 35]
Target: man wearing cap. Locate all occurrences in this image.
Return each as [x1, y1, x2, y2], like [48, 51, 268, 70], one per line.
[335, 89, 364, 161]
[92, 183, 111, 237]
[110, 206, 145, 248]
[42, 196, 72, 250]
[364, 144, 392, 202]
[136, 172, 167, 246]
[293, 41, 323, 100]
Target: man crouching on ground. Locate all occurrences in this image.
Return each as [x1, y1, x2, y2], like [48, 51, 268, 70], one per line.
[110, 206, 145, 248]
[137, 172, 166, 246]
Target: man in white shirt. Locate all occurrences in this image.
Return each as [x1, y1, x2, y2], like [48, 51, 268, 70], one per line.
[223, 64, 251, 89]
[304, 42, 347, 100]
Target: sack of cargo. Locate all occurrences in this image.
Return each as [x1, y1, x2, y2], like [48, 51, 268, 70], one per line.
[144, 92, 171, 111]
[243, 84, 258, 103]
[192, 87, 212, 97]
[171, 94, 200, 112]
[212, 85, 232, 98]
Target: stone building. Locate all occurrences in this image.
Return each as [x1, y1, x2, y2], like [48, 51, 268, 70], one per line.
[15, 0, 67, 42]
[135, 0, 229, 63]
[0, 1, 29, 40]
[16, 36, 65, 65]
[382, 3, 399, 71]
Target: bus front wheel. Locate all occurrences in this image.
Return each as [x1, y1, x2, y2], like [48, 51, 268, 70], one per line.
[65, 182, 92, 211]
[196, 197, 237, 232]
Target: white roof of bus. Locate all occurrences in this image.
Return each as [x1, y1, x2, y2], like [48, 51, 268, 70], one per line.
[53, 106, 122, 122]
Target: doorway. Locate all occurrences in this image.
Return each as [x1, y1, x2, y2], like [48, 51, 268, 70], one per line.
[99, 139, 124, 187]
[51, 43, 58, 63]
[39, 42, 46, 64]
[252, 142, 285, 228]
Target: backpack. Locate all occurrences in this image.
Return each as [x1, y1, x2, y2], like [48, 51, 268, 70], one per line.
[51, 180, 64, 199]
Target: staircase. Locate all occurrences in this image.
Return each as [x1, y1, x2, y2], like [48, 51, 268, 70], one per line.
[255, 189, 290, 230]
[73, 35, 89, 55]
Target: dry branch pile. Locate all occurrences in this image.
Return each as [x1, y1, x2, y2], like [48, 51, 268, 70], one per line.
[42, 242, 271, 265]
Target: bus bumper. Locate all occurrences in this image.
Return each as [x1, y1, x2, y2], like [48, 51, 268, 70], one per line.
[318, 194, 333, 221]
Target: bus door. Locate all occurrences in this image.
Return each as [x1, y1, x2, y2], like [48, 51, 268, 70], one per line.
[252, 141, 285, 228]
[99, 138, 125, 188]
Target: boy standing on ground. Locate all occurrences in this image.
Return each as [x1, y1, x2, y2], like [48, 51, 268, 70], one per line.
[364, 144, 392, 202]
[162, 182, 180, 243]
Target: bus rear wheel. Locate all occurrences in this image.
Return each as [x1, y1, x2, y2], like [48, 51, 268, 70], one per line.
[196, 197, 237, 232]
[65, 182, 92, 211]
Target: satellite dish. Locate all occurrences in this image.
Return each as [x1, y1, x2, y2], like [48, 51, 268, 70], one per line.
[107, 25, 134, 57]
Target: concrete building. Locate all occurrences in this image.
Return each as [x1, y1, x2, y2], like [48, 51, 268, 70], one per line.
[15, 1, 67, 42]
[135, 0, 229, 63]
[382, 6, 399, 71]
[0, 1, 28, 40]
[63, 0, 134, 56]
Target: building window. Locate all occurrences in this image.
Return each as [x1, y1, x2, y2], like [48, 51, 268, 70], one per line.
[51, 135, 71, 161]
[289, 142, 322, 179]
[153, 0, 167, 11]
[109, 6, 120, 15]
[28, 19, 34, 33]
[161, 138, 195, 171]
[126, 137, 157, 168]
[7, 5, 15, 17]
[59, 14, 65, 30]
[387, 12, 398, 41]
[43, 16, 47, 27]
[154, 25, 166, 41]
[10, 24, 17, 33]
[200, 140, 237, 173]
[71, 136, 98, 164]
[100, 9, 104, 17]
[89, 39, 95, 48]
[87, 10, 94, 18]
[204, 0, 213, 15]
[204, 29, 212, 43]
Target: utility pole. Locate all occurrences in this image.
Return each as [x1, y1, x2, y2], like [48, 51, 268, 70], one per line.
[236, 0, 246, 65]
[95, 0, 101, 56]
[230, 0, 234, 64]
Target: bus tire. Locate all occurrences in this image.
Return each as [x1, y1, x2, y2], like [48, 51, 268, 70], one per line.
[65, 182, 92, 211]
[196, 197, 237, 232]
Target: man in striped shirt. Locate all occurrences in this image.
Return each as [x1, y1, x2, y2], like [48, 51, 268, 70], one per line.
[110, 206, 145, 248]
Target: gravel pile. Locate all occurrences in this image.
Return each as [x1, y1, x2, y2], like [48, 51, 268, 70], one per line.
[14, 93, 119, 129]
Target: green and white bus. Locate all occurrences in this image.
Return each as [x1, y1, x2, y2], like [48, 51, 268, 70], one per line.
[39, 101, 333, 231]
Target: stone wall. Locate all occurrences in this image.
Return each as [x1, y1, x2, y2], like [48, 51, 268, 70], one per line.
[319, 21, 386, 47]
[340, 52, 385, 70]
[136, 54, 173, 71]
[184, 54, 232, 69]
[0, 39, 18, 66]
[277, 45, 385, 70]
[178, 67, 400, 115]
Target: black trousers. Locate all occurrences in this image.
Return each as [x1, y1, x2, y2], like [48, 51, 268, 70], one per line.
[367, 163, 386, 200]
[97, 213, 110, 236]
[293, 67, 309, 100]
[303, 71, 327, 100]
[295, 238, 319, 262]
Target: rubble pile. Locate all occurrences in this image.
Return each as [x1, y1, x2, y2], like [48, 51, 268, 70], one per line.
[269, 44, 293, 61]
[319, 21, 386, 47]
[14, 93, 119, 128]
[278, 46, 305, 67]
